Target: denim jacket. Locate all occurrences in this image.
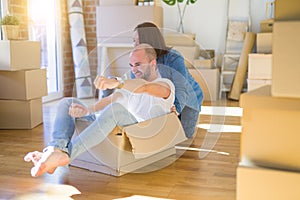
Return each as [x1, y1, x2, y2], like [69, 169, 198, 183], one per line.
[131, 48, 203, 113]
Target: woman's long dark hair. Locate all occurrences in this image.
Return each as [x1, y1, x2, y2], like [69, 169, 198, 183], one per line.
[134, 22, 171, 57]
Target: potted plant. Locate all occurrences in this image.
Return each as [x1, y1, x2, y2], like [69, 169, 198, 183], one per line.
[162, 0, 197, 33]
[0, 14, 20, 40]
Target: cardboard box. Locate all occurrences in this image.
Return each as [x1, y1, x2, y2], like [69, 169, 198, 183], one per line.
[256, 33, 272, 53]
[272, 21, 300, 98]
[0, 69, 47, 100]
[247, 79, 272, 92]
[96, 6, 162, 43]
[240, 85, 300, 171]
[193, 58, 214, 69]
[237, 160, 300, 200]
[71, 113, 187, 176]
[164, 32, 195, 46]
[189, 68, 219, 101]
[275, 0, 300, 21]
[248, 54, 272, 79]
[260, 19, 274, 33]
[99, 0, 137, 6]
[173, 45, 200, 68]
[0, 41, 41, 71]
[0, 98, 43, 129]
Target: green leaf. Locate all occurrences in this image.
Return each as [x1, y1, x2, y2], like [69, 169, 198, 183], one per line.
[162, 0, 176, 6]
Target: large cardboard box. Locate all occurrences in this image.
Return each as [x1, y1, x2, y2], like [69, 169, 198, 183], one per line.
[256, 33, 272, 54]
[0, 69, 47, 100]
[240, 85, 300, 171]
[0, 98, 43, 129]
[71, 113, 187, 176]
[260, 19, 274, 33]
[248, 54, 272, 79]
[272, 21, 300, 98]
[173, 45, 200, 68]
[97, 6, 162, 43]
[188, 68, 219, 101]
[237, 159, 300, 200]
[275, 0, 300, 21]
[0, 41, 40, 71]
[247, 79, 271, 92]
[164, 32, 195, 46]
[193, 58, 214, 69]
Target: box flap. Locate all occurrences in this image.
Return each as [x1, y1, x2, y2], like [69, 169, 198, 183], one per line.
[124, 113, 187, 159]
[240, 85, 300, 110]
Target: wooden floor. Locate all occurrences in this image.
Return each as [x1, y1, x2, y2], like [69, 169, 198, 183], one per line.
[0, 98, 241, 200]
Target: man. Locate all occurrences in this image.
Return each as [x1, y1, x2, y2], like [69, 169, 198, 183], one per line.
[24, 44, 175, 177]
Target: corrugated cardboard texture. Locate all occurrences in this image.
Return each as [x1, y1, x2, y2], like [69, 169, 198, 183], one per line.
[237, 164, 300, 200]
[189, 68, 219, 101]
[0, 69, 47, 100]
[256, 33, 272, 54]
[96, 6, 162, 43]
[248, 54, 272, 79]
[272, 21, 300, 98]
[71, 113, 186, 176]
[275, 0, 300, 21]
[240, 86, 300, 171]
[228, 32, 256, 100]
[0, 98, 43, 129]
[0, 41, 41, 71]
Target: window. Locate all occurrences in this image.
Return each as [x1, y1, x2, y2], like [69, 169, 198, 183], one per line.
[0, 0, 8, 40]
[27, 0, 63, 102]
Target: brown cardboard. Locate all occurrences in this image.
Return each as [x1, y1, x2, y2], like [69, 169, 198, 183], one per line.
[272, 21, 300, 98]
[164, 32, 195, 46]
[247, 79, 271, 92]
[228, 32, 256, 100]
[193, 58, 214, 69]
[0, 69, 47, 100]
[189, 68, 219, 101]
[173, 45, 200, 68]
[71, 113, 187, 176]
[256, 33, 272, 54]
[237, 160, 300, 200]
[240, 85, 300, 171]
[96, 6, 163, 43]
[0, 98, 43, 129]
[260, 19, 274, 33]
[275, 0, 300, 21]
[0, 41, 41, 71]
[248, 54, 272, 79]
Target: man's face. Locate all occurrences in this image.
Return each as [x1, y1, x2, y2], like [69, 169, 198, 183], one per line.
[129, 49, 153, 80]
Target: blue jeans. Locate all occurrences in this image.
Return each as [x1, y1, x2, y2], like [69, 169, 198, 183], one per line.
[179, 106, 200, 138]
[48, 98, 138, 160]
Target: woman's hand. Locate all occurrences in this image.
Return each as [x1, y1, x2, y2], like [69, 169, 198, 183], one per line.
[69, 103, 89, 118]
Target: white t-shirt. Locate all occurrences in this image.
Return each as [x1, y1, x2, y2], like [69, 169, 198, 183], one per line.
[115, 78, 175, 122]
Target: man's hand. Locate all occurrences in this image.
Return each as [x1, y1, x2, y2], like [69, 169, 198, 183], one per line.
[171, 105, 179, 116]
[69, 103, 89, 118]
[94, 75, 119, 90]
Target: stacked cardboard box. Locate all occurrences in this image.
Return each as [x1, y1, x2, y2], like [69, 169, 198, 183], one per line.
[0, 40, 47, 129]
[237, 1, 300, 199]
[164, 32, 219, 101]
[247, 26, 273, 91]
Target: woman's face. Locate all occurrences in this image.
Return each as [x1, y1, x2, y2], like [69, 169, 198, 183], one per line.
[133, 30, 139, 47]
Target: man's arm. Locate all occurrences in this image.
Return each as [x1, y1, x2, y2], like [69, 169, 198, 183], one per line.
[125, 79, 171, 99]
[94, 76, 171, 99]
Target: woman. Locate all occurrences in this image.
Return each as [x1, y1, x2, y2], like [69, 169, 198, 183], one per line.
[132, 22, 203, 138]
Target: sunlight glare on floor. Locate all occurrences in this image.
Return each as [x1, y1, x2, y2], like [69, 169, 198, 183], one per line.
[200, 106, 243, 117]
[114, 195, 174, 200]
[197, 123, 242, 133]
